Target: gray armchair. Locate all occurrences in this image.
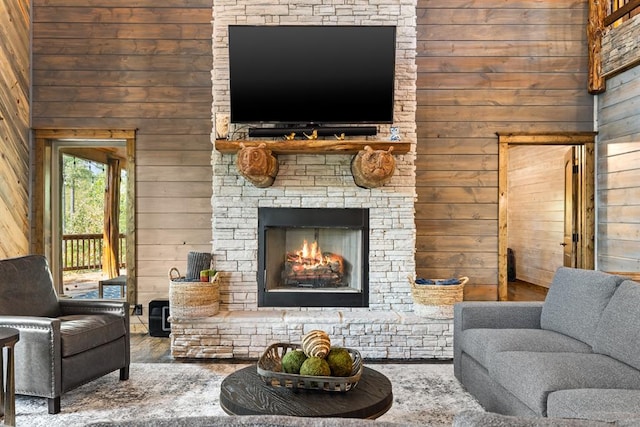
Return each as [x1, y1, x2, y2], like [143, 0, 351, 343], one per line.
[0, 254, 130, 414]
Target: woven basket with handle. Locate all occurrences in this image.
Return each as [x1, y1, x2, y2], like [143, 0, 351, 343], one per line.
[408, 275, 468, 306]
[169, 267, 220, 318]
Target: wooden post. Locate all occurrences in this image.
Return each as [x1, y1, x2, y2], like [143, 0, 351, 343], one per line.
[588, 0, 607, 94]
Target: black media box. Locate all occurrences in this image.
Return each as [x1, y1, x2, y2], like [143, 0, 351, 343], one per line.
[149, 299, 171, 337]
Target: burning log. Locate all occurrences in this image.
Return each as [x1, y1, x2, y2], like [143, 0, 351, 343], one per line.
[283, 240, 346, 287]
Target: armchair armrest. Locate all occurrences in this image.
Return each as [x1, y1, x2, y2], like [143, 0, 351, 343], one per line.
[0, 315, 61, 335]
[0, 315, 62, 397]
[58, 299, 129, 317]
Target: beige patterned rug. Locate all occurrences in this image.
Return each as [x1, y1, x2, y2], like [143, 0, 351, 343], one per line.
[15, 362, 482, 426]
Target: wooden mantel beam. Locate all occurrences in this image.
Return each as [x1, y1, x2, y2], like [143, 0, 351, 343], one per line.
[215, 139, 411, 155]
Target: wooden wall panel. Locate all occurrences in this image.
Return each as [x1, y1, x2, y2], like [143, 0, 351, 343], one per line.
[597, 65, 640, 272]
[31, 0, 214, 312]
[0, 0, 30, 258]
[416, 0, 593, 300]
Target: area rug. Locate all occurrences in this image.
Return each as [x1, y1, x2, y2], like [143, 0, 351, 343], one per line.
[15, 362, 483, 426]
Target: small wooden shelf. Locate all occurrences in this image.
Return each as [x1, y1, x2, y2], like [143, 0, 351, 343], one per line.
[215, 139, 411, 155]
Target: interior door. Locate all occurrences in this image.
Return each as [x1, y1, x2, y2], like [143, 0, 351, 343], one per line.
[563, 147, 579, 268]
[497, 133, 595, 301]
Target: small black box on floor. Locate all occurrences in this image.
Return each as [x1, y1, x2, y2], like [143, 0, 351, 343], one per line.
[149, 299, 170, 337]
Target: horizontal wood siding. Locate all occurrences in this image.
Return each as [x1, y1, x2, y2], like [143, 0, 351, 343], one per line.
[0, 0, 30, 258]
[416, 0, 593, 300]
[508, 145, 568, 287]
[597, 65, 640, 272]
[31, 0, 214, 308]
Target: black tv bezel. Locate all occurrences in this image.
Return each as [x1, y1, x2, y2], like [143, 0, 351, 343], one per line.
[227, 24, 397, 128]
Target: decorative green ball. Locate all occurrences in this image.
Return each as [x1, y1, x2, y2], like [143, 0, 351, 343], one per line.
[281, 350, 307, 374]
[299, 356, 331, 376]
[326, 347, 353, 377]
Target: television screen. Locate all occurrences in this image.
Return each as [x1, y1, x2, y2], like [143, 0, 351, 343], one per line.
[228, 25, 396, 126]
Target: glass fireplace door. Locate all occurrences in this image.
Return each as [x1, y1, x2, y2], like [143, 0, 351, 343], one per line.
[258, 207, 369, 307]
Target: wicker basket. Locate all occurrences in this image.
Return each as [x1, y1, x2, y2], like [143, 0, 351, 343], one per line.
[169, 267, 220, 318]
[257, 342, 363, 392]
[408, 275, 468, 306]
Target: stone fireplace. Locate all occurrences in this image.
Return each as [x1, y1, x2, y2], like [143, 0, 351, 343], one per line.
[169, 0, 455, 360]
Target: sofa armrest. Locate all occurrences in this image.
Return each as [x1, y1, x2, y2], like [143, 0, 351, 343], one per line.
[58, 298, 129, 317]
[453, 301, 543, 380]
[454, 301, 544, 331]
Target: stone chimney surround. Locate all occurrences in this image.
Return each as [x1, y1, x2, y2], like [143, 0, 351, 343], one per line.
[170, 0, 456, 360]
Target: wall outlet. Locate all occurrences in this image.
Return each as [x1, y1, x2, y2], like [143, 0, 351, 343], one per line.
[133, 304, 143, 316]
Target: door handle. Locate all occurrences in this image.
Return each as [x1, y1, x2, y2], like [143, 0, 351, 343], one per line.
[560, 243, 568, 246]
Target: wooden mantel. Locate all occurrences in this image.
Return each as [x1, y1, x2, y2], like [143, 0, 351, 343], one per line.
[215, 139, 411, 155]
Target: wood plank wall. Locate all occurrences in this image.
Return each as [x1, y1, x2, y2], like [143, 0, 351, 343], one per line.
[25, 0, 624, 306]
[0, 0, 30, 258]
[597, 65, 640, 272]
[416, 0, 594, 300]
[31, 0, 214, 309]
[507, 145, 568, 287]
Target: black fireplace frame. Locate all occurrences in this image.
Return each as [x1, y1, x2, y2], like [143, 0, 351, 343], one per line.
[257, 207, 369, 308]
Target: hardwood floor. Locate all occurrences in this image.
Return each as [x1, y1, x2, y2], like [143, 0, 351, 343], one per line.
[131, 281, 546, 363]
[130, 333, 173, 363]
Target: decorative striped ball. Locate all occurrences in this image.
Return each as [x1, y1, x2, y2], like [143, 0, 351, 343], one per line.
[301, 330, 331, 358]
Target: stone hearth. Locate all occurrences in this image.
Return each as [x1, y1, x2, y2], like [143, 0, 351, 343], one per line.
[169, 0, 456, 360]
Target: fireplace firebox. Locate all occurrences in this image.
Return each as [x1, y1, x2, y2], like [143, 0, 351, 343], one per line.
[258, 207, 369, 307]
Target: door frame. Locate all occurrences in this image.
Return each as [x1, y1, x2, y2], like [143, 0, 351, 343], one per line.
[497, 132, 596, 301]
[32, 129, 137, 305]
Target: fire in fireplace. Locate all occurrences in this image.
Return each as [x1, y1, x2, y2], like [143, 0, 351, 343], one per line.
[258, 207, 369, 307]
[283, 239, 346, 287]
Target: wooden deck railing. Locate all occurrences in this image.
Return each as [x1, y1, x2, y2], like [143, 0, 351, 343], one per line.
[606, 0, 640, 26]
[62, 233, 126, 271]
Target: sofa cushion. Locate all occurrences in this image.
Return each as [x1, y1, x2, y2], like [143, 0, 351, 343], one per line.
[540, 267, 625, 346]
[460, 328, 593, 368]
[592, 280, 640, 370]
[453, 410, 617, 426]
[488, 351, 640, 416]
[547, 389, 640, 422]
[59, 314, 127, 357]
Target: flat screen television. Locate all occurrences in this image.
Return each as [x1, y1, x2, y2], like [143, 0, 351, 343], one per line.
[228, 25, 396, 135]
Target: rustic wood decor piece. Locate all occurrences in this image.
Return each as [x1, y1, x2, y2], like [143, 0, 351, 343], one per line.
[236, 143, 279, 187]
[588, 0, 607, 93]
[351, 145, 396, 189]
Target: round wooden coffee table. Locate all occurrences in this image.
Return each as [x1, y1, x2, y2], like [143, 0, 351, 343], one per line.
[220, 365, 393, 419]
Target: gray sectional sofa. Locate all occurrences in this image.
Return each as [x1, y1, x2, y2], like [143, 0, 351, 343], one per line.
[454, 267, 640, 424]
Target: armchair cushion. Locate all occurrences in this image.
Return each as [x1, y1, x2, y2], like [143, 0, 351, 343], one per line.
[60, 314, 128, 357]
[0, 254, 61, 317]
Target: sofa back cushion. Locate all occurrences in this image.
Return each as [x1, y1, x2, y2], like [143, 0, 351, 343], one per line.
[592, 280, 640, 370]
[540, 267, 625, 346]
[0, 254, 61, 317]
